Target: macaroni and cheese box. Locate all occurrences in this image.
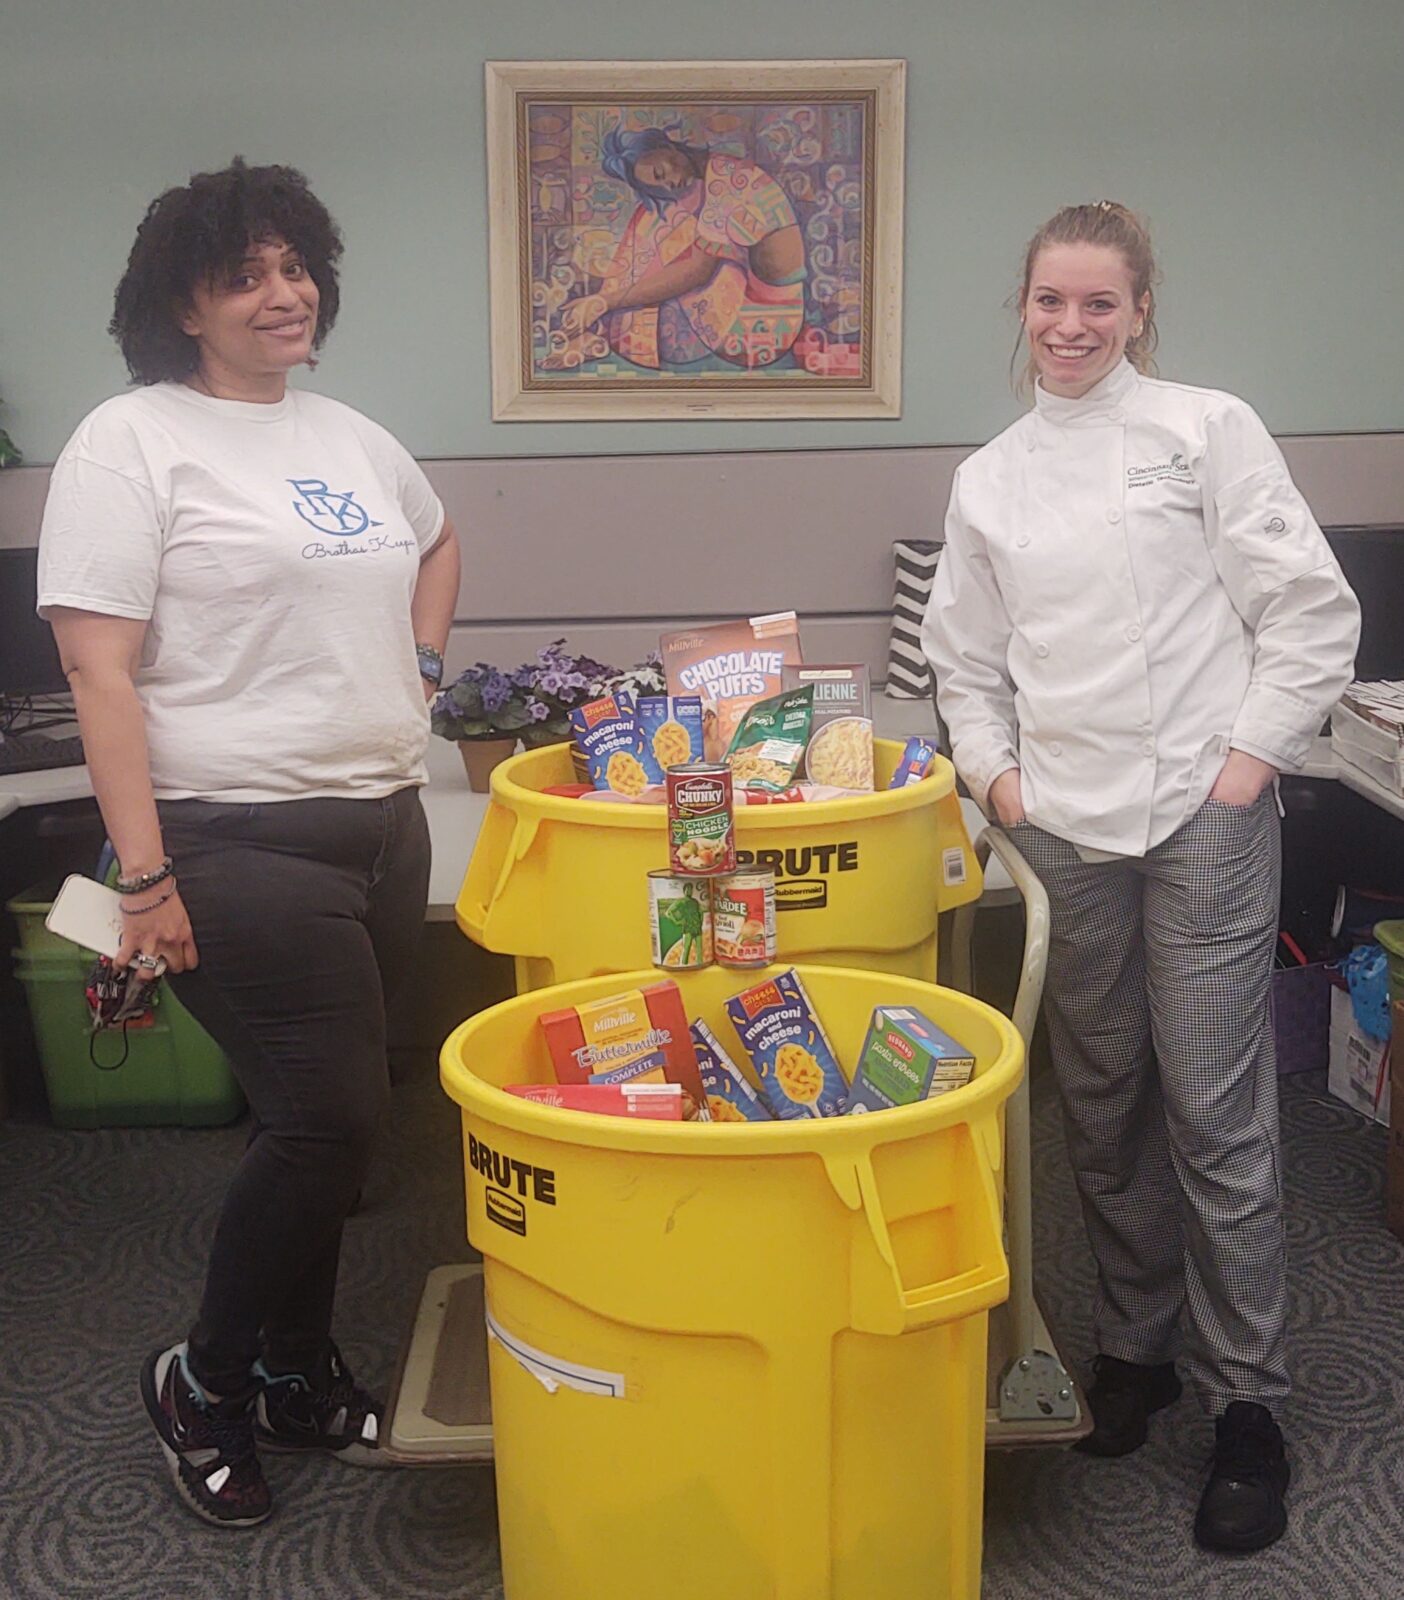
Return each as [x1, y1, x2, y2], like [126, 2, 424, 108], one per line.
[568, 692, 648, 795]
[888, 735, 939, 789]
[781, 664, 873, 789]
[724, 969, 847, 1119]
[661, 612, 803, 762]
[691, 1020, 775, 1123]
[538, 980, 710, 1119]
[844, 1006, 975, 1114]
[637, 695, 705, 784]
[507, 1083, 684, 1120]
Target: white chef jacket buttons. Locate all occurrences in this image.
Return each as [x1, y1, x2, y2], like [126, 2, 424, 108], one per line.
[1049, 741, 1063, 756]
[1035, 642, 1050, 658]
[1106, 508, 1122, 524]
[1017, 534, 1030, 548]
[1126, 625, 1142, 642]
[1142, 740, 1155, 757]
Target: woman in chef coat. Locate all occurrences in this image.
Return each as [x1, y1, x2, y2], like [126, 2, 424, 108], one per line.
[923, 201, 1359, 1555]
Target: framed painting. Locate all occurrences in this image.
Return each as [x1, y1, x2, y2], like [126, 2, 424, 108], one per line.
[485, 58, 905, 421]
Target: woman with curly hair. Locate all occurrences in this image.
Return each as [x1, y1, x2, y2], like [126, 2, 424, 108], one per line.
[37, 158, 461, 1527]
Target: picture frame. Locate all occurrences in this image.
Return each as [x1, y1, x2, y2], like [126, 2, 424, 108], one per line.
[485, 58, 906, 422]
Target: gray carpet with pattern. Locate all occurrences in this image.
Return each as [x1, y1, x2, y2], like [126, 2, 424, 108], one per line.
[2, 1053, 1401, 1599]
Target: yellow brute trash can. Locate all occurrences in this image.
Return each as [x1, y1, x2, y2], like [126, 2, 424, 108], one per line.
[440, 962, 1022, 1600]
[458, 739, 981, 991]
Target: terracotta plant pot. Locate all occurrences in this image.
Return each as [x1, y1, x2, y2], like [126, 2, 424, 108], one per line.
[459, 736, 518, 793]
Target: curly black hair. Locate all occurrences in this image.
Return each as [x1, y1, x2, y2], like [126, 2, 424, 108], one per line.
[109, 157, 343, 384]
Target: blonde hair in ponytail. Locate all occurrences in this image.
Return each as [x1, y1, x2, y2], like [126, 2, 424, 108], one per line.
[1010, 201, 1160, 397]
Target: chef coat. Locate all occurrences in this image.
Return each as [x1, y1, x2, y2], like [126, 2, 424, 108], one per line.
[922, 360, 1361, 857]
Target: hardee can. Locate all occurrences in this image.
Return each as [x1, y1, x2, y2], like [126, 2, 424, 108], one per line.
[666, 763, 736, 876]
[712, 871, 777, 967]
[647, 871, 714, 970]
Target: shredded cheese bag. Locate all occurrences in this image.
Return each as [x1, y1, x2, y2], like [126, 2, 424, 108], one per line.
[725, 685, 814, 794]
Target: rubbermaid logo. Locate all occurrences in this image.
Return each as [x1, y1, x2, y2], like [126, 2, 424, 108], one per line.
[486, 1188, 527, 1236]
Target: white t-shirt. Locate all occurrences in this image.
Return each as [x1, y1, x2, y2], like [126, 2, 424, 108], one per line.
[38, 383, 446, 802]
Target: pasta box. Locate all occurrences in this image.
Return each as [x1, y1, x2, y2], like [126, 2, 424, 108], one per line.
[844, 1006, 975, 1114]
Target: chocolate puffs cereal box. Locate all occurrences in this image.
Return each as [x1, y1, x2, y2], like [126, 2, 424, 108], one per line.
[690, 1020, 775, 1123]
[538, 981, 711, 1119]
[568, 691, 648, 796]
[844, 1007, 975, 1114]
[661, 612, 803, 763]
[637, 694, 705, 784]
[724, 969, 847, 1119]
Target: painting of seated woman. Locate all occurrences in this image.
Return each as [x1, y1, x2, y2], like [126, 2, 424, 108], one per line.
[486, 61, 905, 420]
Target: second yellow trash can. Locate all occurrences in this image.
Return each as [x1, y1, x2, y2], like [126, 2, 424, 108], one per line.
[440, 962, 1023, 1600]
[457, 738, 982, 991]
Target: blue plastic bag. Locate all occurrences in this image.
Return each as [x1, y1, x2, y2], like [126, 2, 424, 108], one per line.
[1343, 943, 1393, 1042]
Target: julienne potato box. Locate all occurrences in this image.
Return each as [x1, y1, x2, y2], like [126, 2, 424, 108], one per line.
[844, 1006, 975, 1114]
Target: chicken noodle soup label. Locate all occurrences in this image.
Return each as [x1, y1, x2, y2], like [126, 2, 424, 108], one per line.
[724, 969, 847, 1118]
[691, 1020, 775, 1122]
[637, 695, 704, 784]
[568, 691, 647, 795]
[667, 764, 736, 875]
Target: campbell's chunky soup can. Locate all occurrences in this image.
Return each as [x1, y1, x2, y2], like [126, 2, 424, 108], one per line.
[713, 871, 777, 967]
[666, 763, 736, 876]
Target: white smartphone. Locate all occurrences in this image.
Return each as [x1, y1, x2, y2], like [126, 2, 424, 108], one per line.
[44, 874, 124, 959]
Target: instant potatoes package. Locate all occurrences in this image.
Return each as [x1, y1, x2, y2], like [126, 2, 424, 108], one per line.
[781, 664, 873, 789]
[660, 612, 803, 763]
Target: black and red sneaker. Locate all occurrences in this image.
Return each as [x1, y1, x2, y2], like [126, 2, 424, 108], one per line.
[139, 1343, 272, 1528]
[253, 1340, 391, 1468]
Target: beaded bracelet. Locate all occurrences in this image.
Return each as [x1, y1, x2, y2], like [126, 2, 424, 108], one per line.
[115, 857, 174, 895]
[120, 882, 178, 916]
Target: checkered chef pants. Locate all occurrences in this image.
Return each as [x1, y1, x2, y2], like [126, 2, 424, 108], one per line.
[1010, 789, 1288, 1409]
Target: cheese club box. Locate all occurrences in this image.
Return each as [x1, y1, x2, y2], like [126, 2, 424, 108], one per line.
[844, 1006, 975, 1114]
[724, 969, 847, 1119]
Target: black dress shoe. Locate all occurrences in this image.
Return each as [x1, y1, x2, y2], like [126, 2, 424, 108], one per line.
[1074, 1354, 1183, 1457]
[1194, 1401, 1289, 1553]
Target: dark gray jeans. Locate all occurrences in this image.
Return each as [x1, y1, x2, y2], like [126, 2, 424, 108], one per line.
[157, 787, 430, 1394]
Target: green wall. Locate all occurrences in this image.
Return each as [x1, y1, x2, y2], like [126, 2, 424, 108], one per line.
[3, 0, 1401, 463]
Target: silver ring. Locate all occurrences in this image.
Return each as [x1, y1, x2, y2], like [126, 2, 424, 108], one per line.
[133, 953, 162, 971]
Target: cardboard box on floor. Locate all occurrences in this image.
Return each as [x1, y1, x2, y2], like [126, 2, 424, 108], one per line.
[1388, 1000, 1404, 1244]
[1328, 985, 1391, 1126]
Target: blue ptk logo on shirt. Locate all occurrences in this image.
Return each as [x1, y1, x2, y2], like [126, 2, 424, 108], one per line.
[288, 478, 384, 537]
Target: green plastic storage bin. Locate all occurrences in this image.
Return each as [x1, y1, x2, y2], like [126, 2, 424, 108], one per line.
[8, 887, 245, 1130]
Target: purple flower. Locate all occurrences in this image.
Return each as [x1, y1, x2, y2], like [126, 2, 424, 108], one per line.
[526, 698, 550, 722]
[511, 665, 536, 689]
[562, 671, 588, 690]
[535, 668, 568, 696]
[481, 671, 512, 713]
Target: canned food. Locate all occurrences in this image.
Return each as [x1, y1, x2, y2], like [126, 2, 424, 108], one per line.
[648, 871, 714, 969]
[666, 762, 736, 876]
[712, 871, 777, 967]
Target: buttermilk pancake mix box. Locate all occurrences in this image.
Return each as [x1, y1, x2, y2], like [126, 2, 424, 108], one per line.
[538, 980, 710, 1120]
[660, 612, 803, 762]
[844, 1006, 975, 1114]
